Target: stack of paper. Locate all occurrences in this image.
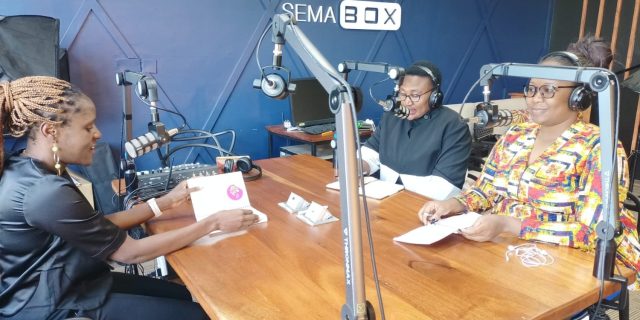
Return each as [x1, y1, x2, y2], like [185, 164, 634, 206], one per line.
[326, 176, 404, 200]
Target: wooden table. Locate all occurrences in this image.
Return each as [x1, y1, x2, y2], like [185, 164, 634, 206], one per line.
[265, 124, 372, 158]
[147, 155, 635, 320]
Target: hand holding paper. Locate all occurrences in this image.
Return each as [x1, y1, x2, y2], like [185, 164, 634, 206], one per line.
[208, 209, 259, 232]
[394, 212, 481, 245]
[188, 172, 268, 230]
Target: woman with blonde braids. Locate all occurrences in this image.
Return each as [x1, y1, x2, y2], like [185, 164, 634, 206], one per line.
[0, 76, 258, 319]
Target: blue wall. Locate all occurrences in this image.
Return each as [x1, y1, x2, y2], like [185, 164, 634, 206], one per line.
[1, 0, 553, 170]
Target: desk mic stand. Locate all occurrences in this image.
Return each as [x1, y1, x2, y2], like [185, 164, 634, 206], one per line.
[115, 71, 160, 194]
[262, 14, 374, 319]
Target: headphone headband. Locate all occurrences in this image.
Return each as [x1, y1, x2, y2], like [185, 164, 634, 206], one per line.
[414, 65, 440, 87]
[537, 51, 592, 111]
[223, 157, 263, 181]
[541, 51, 581, 67]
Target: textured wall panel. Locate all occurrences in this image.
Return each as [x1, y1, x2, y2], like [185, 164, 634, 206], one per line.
[2, 0, 553, 169]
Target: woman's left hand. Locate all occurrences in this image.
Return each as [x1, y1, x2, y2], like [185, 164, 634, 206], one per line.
[460, 215, 520, 242]
[159, 180, 200, 210]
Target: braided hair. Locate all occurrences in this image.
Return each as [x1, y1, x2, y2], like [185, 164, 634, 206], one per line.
[0, 76, 84, 174]
[567, 35, 613, 69]
[541, 35, 614, 69]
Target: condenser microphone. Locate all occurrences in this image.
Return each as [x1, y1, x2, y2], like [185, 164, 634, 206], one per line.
[125, 127, 179, 159]
[377, 95, 409, 119]
[252, 67, 296, 100]
[470, 103, 528, 129]
[377, 95, 396, 112]
[377, 99, 410, 119]
[393, 105, 410, 119]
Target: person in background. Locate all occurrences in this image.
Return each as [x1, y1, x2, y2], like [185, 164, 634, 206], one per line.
[360, 60, 472, 200]
[0, 76, 259, 319]
[417, 36, 640, 289]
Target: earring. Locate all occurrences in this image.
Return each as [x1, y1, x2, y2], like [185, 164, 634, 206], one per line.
[577, 111, 583, 122]
[52, 142, 61, 176]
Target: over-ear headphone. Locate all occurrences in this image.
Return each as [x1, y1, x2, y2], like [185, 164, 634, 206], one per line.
[540, 51, 593, 111]
[414, 65, 443, 109]
[223, 157, 263, 182]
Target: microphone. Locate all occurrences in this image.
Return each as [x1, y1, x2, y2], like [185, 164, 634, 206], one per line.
[467, 103, 528, 128]
[125, 127, 179, 159]
[377, 95, 396, 112]
[252, 38, 295, 100]
[464, 83, 528, 128]
[377, 95, 410, 119]
[251, 28, 293, 99]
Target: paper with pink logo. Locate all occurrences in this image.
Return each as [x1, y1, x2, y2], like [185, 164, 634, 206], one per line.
[188, 171, 267, 223]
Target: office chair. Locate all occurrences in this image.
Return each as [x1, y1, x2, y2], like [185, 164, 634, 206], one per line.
[623, 192, 640, 233]
[577, 193, 640, 320]
[70, 142, 120, 215]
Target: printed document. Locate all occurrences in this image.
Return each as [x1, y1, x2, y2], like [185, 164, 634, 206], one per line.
[394, 212, 481, 245]
[326, 176, 404, 200]
[188, 171, 268, 224]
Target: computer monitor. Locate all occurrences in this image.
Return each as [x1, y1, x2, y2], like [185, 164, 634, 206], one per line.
[289, 78, 335, 127]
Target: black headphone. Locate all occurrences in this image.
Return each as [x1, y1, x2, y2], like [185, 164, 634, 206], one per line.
[223, 157, 262, 182]
[540, 51, 593, 111]
[414, 65, 443, 109]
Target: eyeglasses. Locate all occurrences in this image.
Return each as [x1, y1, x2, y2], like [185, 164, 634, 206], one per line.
[397, 88, 434, 103]
[523, 84, 578, 99]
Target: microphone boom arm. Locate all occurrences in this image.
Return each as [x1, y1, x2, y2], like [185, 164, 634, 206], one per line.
[116, 71, 146, 143]
[337, 60, 405, 80]
[270, 13, 372, 319]
[480, 63, 622, 283]
[116, 71, 161, 142]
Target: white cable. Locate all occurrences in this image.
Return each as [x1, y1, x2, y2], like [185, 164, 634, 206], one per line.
[505, 243, 554, 268]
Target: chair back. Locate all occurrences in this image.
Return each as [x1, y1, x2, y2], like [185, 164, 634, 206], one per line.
[624, 193, 640, 233]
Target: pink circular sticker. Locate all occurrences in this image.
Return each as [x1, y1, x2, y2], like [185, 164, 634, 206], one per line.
[226, 185, 243, 200]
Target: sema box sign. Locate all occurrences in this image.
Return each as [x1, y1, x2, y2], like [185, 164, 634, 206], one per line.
[281, 0, 401, 31]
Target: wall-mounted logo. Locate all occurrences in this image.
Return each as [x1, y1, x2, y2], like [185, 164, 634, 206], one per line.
[340, 0, 401, 31]
[281, 1, 401, 31]
[282, 2, 337, 23]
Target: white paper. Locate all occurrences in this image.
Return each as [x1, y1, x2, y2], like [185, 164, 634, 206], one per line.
[400, 174, 461, 201]
[300, 202, 329, 222]
[326, 176, 404, 200]
[278, 194, 339, 226]
[278, 192, 310, 213]
[188, 171, 268, 223]
[393, 212, 481, 245]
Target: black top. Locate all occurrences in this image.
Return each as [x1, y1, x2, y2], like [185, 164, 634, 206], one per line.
[0, 154, 127, 318]
[364, 107, 471, 188]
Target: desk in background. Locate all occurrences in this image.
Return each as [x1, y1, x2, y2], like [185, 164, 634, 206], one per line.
[147, 155, 635, 319]
[265, 124, 372, 158]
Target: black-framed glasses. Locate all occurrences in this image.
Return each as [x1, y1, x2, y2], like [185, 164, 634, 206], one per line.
[523, 84, 578, 99]
[397, 88, 434, 103]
